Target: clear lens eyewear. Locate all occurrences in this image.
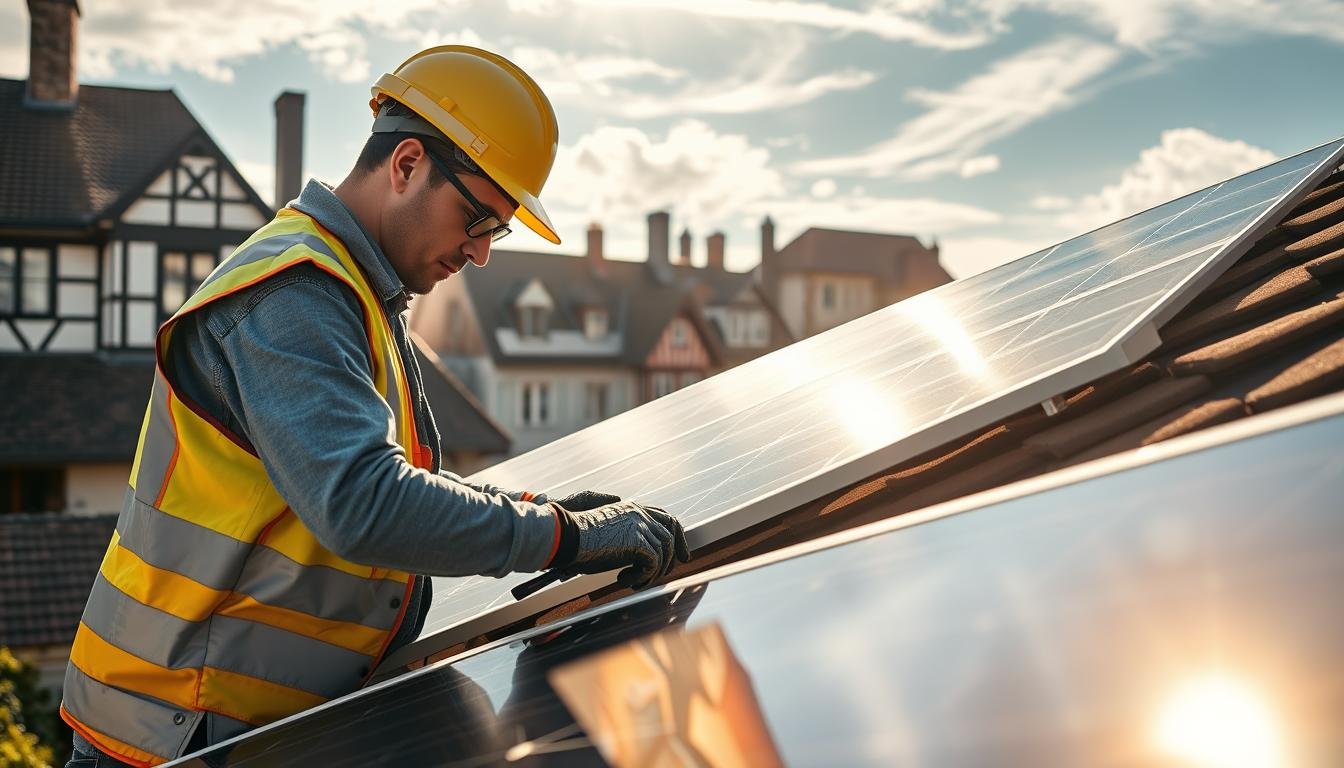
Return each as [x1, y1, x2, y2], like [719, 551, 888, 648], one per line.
[424, 150, 512, 242]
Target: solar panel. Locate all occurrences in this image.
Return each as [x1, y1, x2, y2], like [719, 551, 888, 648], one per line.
[384, 137, 1344, 671]
[170, 392, 1344, 766]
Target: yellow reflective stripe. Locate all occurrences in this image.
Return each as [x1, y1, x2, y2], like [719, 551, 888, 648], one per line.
[69, 622, 199, 713]
[260, 512, 409, 583]
[101, 532, 226, 622]
[156, 394, 277, 541]
[214, 593, 387, 657]
[199, 666, 326, 726]
[61, 704, 164, 768]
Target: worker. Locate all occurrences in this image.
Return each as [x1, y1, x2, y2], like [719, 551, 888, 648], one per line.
[61, 46, 691, 768]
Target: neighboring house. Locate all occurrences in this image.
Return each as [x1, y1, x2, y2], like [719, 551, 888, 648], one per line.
[411, 212, 795, 456]
[0, 0, 510, 682]
[757, 218, 953, 339]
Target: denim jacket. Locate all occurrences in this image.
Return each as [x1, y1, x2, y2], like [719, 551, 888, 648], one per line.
[162, 179, 558, 654]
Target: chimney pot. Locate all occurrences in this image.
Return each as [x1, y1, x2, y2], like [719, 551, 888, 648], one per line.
[678, 228, 692, 266]
[587, 222, 605, 275]
[647, 211, 671, 282]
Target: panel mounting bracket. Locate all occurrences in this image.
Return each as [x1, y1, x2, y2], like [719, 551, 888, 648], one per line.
[1040, 395, 1068, 417]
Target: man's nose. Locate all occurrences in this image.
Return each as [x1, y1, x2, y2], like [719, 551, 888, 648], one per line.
[463, 237, 491, 268]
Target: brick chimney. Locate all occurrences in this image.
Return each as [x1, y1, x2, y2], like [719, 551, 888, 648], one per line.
[678, 228, 692, 265]
[707, 231, 726, 271]
[647, 211, 671, 283]
[25, 0, 80, 108]
[274, 91, 306, 208]
[587, 222, 606, 276]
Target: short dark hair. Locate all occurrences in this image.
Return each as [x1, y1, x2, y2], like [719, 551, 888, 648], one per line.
[353, 99, 485, 186]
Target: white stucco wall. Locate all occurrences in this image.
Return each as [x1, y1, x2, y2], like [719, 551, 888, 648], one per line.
[66, 463, 130, 516]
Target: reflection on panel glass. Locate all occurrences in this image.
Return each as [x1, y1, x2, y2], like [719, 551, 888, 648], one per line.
[420, 140, 1344, 644]
[179, 407, 1344, 767]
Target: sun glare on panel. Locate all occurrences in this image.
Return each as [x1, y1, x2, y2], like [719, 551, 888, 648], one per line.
[828, 378, 906, 452]
[1153, 674, 1284, 768]
[899, 294, 991, 380]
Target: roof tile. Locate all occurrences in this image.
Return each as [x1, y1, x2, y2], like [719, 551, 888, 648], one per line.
[1142, 397, 1247, 445]
[1283, 217, 1344, 261]
[1168, 293, 1344, 376]
[0, 513, 116, 648]
[1246, 336, 1344, 412]
[1304, 247, 1344, 278]
[1162, 266, 1321, 348]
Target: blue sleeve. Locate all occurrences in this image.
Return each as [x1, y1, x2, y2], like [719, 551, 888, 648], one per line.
[179, 266, 560, 577]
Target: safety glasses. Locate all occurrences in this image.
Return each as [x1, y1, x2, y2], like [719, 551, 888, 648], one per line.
[424, 149, 512, 242]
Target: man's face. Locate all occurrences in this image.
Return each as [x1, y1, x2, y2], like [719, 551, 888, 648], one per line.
[381, 141, 516, 295]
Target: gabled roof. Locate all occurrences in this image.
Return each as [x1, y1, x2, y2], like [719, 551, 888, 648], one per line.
[0, 78, 266, 229]
[0, 512, 117, 648]
[460, 251, 755, 366]
[769, 226, 948, 283]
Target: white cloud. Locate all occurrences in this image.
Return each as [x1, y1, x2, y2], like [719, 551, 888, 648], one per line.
[563, 0, 991, 49]
[792, 38, 1121, 179]
[810, 179, 837, 198]
[959, 154, 1000, 178]
[61, 0, 460, 83]
[1029, 194, 1073, 211]
[990, 0, 1344, 51]
[509, 45, 686, 100]
[1050, 128, 1278, 234]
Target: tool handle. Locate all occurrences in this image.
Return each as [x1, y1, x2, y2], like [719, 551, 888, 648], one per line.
[511, 568, 575, 601]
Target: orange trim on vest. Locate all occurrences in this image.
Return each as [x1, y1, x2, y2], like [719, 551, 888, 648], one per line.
[61, 704, 161, 768]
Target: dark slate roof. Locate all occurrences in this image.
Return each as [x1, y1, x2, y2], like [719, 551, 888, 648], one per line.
[411, 333, 511, 456]
[0, 78, 202, 227]
[460, 251, 761, 366]
[0, 512, 116, 648]
[0, 354, 154, 463]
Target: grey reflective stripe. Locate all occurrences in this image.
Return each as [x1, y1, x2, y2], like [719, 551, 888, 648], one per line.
[81, 573, 209, 670]
[115, 494, 406, 630]
[206, 615, 370, 700]
[132, 376, 176, 503]
[200, 230, 340, 291]
[234, 545, 403, 631]
[63, 662, 201, 761]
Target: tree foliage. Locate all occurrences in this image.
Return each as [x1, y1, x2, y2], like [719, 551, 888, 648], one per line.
[0, 647, 55, 768]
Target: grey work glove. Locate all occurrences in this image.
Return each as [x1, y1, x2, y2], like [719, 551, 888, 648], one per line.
[550, 500, 691, 589]
[553, 490, 621, 512]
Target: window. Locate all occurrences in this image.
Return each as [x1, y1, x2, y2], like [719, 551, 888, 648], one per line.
[519, 306, 549, 338]
[584, 382, 610, 422]
[820, 281, 836, 311]
[680, 371, 702, 388]
[159, 250, 218, 319]
[651, 372, 677, 399]
[583, 308, 608, 340]
[522, 382, 551, 427]
[0, 246, 55, 317]
[749, 311, 770, 347]
[670, 319, 689, 348]
[0, 468, 65, 515]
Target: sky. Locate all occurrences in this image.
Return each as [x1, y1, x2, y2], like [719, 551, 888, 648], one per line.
[2, 0, 1342, 278]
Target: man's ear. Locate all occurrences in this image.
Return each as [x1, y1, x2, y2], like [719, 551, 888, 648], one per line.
[388, 138, 425, 194]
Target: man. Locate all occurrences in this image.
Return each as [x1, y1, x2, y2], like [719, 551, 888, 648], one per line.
[62, 46, 690, 768]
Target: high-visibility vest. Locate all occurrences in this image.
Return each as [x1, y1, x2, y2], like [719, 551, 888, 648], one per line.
[61, 209, 430, 767]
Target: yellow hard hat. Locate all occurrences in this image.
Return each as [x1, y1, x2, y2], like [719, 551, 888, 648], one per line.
[370, 46, 561, 244]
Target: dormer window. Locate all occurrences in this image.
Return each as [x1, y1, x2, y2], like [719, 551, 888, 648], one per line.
[518, 306, 549, 338]
[583, 308, 608, 340]
[515, 278, 554, 339]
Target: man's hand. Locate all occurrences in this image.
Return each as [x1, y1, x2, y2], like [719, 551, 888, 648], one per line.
[551, 500, 691, 589]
